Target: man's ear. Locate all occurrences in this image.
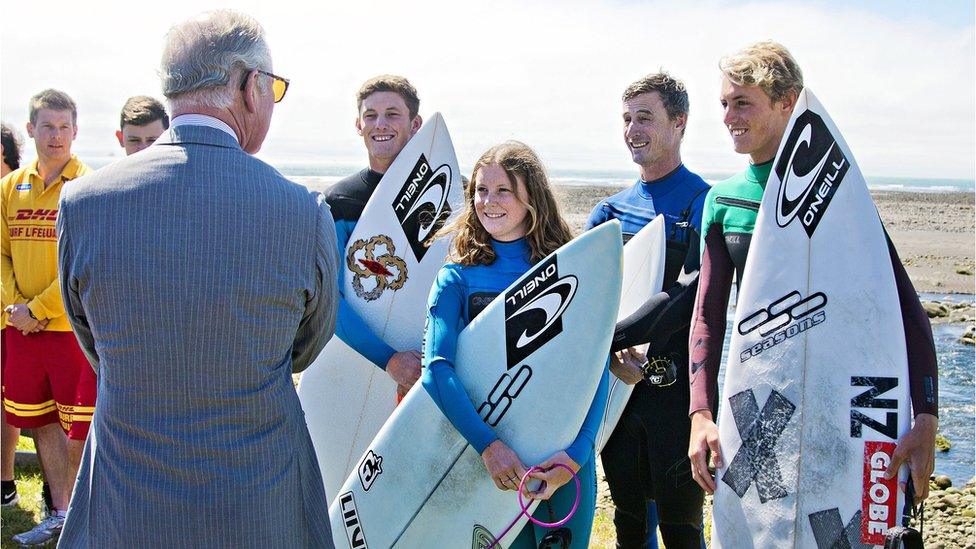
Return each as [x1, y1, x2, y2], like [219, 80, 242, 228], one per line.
[410, 114, 423, 136]
[780, 90, 799, 113]
[674, 112, 688, 133]
[241, 70, 259, 114]
[116, 130, 125, 147]
[26, 122, 34, 139]
[355, 116, 364, 136]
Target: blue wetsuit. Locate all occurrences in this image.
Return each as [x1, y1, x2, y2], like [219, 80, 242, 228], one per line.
[325, 169, 397, 368]
[422, 238, 607, 548]
[586, 164, 709, 549]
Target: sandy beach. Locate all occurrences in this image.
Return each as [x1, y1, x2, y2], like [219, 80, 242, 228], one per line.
[553, 185, 975, 294]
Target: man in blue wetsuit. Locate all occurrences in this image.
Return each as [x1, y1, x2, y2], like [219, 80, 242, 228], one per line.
[326, 75, 424, 397]
[587, 73, 709, 549]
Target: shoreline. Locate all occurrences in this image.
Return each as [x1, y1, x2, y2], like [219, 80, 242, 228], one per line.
[552, 185, 975, 295]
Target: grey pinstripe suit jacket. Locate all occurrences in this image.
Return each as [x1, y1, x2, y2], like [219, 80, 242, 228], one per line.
[56, 125, 338, 548]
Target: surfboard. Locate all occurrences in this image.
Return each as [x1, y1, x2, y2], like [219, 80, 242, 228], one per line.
[298, 113, 463, 501]
[594, 215, 666, 452]
[329, 221, 623, 549]
[710, 89, 912, 548]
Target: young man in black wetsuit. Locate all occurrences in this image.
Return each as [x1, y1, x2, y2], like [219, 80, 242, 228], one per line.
[326, 75, 424, 398]
[687, 41, 939, 507]
[588, 72, 709, 549]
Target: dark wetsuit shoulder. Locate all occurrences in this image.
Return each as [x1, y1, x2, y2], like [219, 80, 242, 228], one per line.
[325, 168, 382, 223]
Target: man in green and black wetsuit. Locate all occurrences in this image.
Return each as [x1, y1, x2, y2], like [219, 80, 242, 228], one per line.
[687, 41, 939, 505]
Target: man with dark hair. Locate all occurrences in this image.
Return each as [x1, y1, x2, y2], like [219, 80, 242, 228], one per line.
[56, 10, 338, 547]
[588, 72, 709, 548]
[2, 89, 94, 546]
[328, 74, 424, 397]
[116, 95, 170, 155]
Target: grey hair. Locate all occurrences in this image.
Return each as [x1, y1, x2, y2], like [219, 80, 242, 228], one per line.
[160, 10, 272, 110]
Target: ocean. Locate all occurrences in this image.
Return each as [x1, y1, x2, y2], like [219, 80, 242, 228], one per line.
[81, 157, 976, 194]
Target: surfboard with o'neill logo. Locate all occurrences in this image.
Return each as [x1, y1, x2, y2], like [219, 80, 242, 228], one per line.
[298, 113, 463, 503]
[710, 89, 912, 548]
[329, 221, 623, 548]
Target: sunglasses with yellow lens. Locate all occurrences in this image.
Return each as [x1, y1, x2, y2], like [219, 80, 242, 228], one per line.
[240, 69, 290, 103]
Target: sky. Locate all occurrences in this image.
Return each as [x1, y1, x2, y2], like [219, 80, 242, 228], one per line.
[2, 0, 974, 180]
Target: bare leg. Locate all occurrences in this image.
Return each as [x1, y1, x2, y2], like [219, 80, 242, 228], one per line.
[1, 414, 19, 481]
[32, 423, 71, 511]
[66, 438, 85, 488]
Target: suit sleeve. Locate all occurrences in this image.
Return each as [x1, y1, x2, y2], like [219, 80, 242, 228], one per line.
[611, 227, 701, 354]
[1, 176, 27, 308]
[422, 267, 499, 453]
[331, 214, 397, 369]
[291, 193, 340, 373]
[56, 198, 99, 370]
[885, 230, 938, 417]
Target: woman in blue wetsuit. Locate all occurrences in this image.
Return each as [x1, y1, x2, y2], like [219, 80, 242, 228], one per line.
[422, 141, 608, 548]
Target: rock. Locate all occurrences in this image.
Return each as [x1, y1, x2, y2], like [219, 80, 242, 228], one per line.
[923, 301, 950, 317]
[947, 487, 962, 495]
[963, 508, 975, 518]
[934, 474, 953, 488]
[932, 499, 949, 510]
[956, 267, 974, 275]
[936, 435, 952, 453]
[960, 325, 975, 345]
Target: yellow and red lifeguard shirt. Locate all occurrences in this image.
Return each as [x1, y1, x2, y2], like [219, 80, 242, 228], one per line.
[1, 156, 91, 331]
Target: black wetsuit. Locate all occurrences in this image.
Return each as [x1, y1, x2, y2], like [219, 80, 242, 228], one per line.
[587, 165, 710, 549]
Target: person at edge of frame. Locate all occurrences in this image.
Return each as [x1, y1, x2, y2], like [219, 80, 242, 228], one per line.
[686, 40, 939, 520]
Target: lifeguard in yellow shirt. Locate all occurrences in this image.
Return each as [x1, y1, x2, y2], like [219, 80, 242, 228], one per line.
[1, 89, 95, 547]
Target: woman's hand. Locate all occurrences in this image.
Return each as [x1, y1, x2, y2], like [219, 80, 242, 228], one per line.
[481, 439, 528, 492]
[525, 451, 580, 500]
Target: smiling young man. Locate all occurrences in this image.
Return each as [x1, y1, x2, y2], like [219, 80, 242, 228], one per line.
[326, 75, 424, 397]
[1, 89, 95, 546]
[586, 72, 710, 549]
[687, 41, 939, 512]
[116, 96, 169, 155]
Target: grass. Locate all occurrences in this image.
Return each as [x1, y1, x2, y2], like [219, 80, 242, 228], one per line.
[1, 437, 45, 549]
[0, 437, 706, 548]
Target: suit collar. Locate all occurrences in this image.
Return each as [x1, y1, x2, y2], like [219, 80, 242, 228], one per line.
[156, 124, 243, 151]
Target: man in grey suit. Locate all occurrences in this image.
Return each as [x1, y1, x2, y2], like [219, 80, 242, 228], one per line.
[56, 10, 338, 548]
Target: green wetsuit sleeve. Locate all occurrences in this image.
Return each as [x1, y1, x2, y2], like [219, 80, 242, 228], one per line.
[421, 267, 499, 454]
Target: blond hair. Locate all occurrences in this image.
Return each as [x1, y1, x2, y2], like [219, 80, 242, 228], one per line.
[720, 41, 803, 103]
[436, 141, 574, 266]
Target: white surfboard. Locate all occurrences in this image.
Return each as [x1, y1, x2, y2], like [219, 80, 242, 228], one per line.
[329, 221, 624, 549]
[594, 215, 666, 452]
[298, 113, 463, 501]
[710, 89, 911, 548]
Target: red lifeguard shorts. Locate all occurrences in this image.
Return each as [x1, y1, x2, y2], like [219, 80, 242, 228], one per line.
[2, 329, 96, 440]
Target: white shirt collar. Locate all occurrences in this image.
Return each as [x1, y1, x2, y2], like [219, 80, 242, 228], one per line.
[170, 114, 239, 143]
